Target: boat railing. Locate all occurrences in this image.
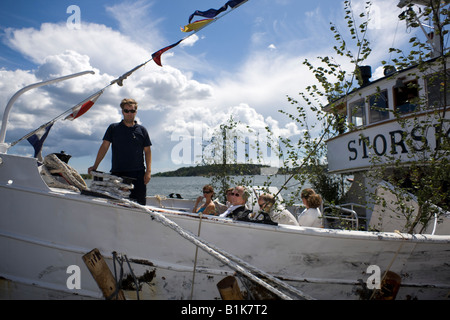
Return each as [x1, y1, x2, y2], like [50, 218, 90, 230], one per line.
[291, 202, 363, 230]
[322, 203, 365, 230]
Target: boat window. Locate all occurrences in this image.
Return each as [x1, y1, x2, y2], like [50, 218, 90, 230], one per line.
[393, 80, 418, 114]
[349, 99, 366, 127]
[426, 70, 450, 109]
[368, 90, 389, 123]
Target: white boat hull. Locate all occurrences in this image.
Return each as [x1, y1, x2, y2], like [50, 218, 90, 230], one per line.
[1, 154, 449, 300]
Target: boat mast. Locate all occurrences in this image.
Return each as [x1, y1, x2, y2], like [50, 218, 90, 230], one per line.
[0, 71, 94, 154]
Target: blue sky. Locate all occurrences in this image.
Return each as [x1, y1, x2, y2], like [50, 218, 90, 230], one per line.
[0, 0, 417, 174]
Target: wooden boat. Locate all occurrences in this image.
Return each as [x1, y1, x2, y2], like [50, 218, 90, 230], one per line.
[0, 0, 449, 300]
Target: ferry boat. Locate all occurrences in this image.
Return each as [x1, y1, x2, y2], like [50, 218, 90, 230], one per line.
[325, 55, 450, 235]
[0, 0, 449, 300]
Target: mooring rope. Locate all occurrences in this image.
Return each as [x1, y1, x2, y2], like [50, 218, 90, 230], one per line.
[112, 252, 140, 300]
[41, 154, 88, 191]
[190, 211, 203, 299]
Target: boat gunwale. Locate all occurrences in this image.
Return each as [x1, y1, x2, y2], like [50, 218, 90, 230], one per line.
[2, 182, 450, 245]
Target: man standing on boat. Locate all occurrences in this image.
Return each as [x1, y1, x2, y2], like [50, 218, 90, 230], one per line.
[88, 98, 152, 205]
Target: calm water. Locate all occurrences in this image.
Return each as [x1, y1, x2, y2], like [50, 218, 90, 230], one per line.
[147, 175, 310, 202]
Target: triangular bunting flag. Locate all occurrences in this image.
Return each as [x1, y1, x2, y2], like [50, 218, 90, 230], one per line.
[65, 90, 103, 121]
[151, 40, 182, 67]
[27, 123, 54, 160]
[188, 0, 246, 23]
[181, 19, 214, 32]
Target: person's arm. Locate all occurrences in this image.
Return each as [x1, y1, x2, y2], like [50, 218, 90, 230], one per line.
[192, 196, 203, 213]
[144, 146, 152, 184]
[88, 140, 110, 174]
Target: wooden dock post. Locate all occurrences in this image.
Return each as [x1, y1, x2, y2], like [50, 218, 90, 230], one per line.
[82, 248, 125, 300]
[372, 271, 402, 300]
[217, 276, 244, 300]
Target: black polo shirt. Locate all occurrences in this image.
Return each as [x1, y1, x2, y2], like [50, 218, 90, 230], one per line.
[103, 121, 152, 172]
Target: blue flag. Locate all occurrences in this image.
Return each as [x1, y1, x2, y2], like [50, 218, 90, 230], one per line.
[188, 0, 246, 24]
[27, 123, 53, 159]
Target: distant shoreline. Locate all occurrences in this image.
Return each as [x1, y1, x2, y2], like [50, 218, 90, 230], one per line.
[152, 164, 274, 177]
[80, 164, 312, 180]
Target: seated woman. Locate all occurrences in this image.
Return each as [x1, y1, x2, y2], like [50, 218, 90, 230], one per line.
[256, 194, 299, 226]
[192, 185, 217, 215]
[297, 188, 323, 228]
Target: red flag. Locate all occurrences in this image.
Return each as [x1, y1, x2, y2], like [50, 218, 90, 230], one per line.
[151, 40, 182, 67]
[65, 90, 103, 121]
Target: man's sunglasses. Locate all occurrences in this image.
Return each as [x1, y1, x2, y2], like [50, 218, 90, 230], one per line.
[231, 193, 241, 197]
[123, 109, 136, 113]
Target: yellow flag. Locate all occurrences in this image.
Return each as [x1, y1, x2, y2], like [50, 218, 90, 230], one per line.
[181, 19, 214, 32]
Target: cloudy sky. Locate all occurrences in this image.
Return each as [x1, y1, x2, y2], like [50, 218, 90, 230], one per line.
[0, 0, 418, 174]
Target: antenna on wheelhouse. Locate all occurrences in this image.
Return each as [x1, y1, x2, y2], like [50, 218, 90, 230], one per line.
[397, 0, 447, 58]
